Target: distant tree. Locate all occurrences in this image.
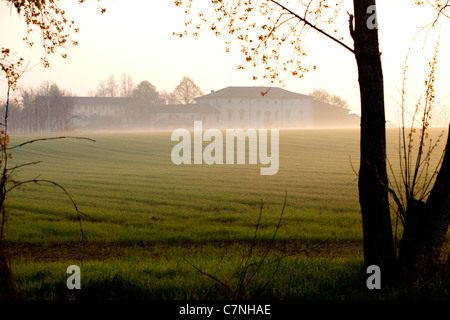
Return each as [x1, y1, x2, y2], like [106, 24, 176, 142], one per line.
[18, 82, 75, 133]
[310, 88, 349, 109]
[132, 80, 161, 105]
[159, 90, 177, 105]
[48, 83, 75, 131]
[173, 76, 204, 104]
[119, 73, 135, 97]
[95, 79, 108, 97]
[106, 75, 119, 97]
[127, 80, 162, 126]
[94, 75, 119, 97]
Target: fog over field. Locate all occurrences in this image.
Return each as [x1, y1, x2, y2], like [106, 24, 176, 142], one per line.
[1, 1, 449, 126]
[1, 0, 449, 303]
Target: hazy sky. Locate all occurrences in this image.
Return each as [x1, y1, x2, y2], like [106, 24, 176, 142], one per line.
[1, 0, 449, 124]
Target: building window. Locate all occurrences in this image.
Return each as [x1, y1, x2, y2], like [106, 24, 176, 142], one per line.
[239, 110, 245, 120]
[227, 109, 233, 121]
[256, 111, 261, 121]
[286, 110, 291, 120]
[274, 111, 278, 121]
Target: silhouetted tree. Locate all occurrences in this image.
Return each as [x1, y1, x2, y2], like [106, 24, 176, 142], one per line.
[175, 0, 449, 280]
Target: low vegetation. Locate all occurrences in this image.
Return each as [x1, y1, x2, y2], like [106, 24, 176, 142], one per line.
[4, 128, 449, 300]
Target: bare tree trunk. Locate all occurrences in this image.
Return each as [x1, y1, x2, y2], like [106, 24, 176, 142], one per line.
[399, 125, 450, 268]
[425, 125, 450, 251]
[352, 0, 396, 280]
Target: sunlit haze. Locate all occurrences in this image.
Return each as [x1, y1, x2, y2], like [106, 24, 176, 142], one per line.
[1, 0, 449, 125]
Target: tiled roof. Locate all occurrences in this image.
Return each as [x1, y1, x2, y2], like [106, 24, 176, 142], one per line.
[196, 86, 311, 100]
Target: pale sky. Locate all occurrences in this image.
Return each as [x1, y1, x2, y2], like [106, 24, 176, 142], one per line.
[1, 0, 449, 125]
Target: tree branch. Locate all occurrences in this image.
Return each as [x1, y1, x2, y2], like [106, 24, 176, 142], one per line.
[269, 0, 355, 54]
[9, 136, 96, 150]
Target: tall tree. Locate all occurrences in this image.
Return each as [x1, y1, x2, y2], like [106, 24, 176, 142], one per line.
[95, 75, 119, 97]
[106, 75, 119, 97]
[119, 73, 135, 98]
[174, 0, 449, 278]
[95, 79, 108, 97]
[350, 0, 396, 274]
[173, 76, 204, 104]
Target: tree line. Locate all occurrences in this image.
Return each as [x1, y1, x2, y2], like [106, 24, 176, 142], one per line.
[1, 82, 74, 133]
[1, 75, 204, 133]
[90, 74, 204, 105]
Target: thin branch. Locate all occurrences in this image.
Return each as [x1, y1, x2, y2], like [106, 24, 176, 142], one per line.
[6, 178, 88, 218]
[269, 0, 355, 54]
[244, 190, 287, 288]
[349, 155, 359, 177]
[182, 256, 234, 298]
[9, 136, 96, 149]
[6, 161, 42, 173]
[237, 198, 263, 293]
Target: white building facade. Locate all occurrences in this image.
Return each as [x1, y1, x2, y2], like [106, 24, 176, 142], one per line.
[195, 86, 314, 129]
[66, 86, 358, 131]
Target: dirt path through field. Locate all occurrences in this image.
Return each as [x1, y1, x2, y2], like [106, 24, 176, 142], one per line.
[4, 240, 364, 262]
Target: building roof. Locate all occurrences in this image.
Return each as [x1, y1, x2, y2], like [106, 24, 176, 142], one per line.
[147, 104, 219, 113]
[71, 97, 219, 113]
[196, 86, 311, 100]
[72, 96, 132, 106]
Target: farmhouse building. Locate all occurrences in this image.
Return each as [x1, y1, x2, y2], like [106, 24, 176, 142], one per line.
[70, 86, 360, 130]
[195, 86, 313, 128]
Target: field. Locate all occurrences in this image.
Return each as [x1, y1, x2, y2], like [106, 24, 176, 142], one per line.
[3, 127, 449, 300]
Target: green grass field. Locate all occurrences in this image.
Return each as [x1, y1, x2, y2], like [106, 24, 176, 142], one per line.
[4, 127, 449, 300]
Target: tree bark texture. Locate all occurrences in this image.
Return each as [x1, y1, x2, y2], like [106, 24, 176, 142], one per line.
[352, 0, 396, 276]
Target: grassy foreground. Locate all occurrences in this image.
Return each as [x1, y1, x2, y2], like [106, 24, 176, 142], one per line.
[4, 128, 449, 300]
